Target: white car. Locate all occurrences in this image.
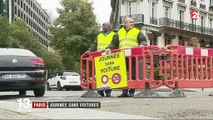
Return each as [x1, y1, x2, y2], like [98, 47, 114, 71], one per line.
[47, 71, 81, 91]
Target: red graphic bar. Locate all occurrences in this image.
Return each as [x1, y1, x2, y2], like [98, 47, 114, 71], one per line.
[32, 102, 48, 108]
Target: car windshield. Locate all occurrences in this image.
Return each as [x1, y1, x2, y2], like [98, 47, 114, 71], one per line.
[63, 72, 79, 76]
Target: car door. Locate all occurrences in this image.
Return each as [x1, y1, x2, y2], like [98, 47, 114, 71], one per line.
[48, 74, 57, 88]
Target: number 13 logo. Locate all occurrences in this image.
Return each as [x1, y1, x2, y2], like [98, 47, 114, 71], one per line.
[17, 98, 31, 109]
[190, 10, 198, 20]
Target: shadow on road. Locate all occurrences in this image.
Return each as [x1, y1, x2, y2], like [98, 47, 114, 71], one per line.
[0, 94, 34, 100]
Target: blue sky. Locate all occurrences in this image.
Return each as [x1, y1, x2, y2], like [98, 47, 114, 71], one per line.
[36, 0, 111, 24]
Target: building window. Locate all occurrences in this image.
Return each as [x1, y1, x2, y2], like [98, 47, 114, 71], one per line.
[128, 1, 137, 15]
[14, 7, 17, 15]
[178, 10, 184, 28]
[23, 3, 25, 10]
[201, 16, 205, 31]
[179, 40, 185, 45]
[192, 19, 196, 25]
[26, 6, 28, 13]
[201, 16, 205, 32]
[150, 38, 157, 45]
[201, 16, 205, 27]
[21, 12, 23, 18]
[211, 0, 213, 6]
[179, 10, 184, 22]
[200, 39, 205, 47]
[151, 2, 157, 18]
[18, 9, 20, 17]
[164, 6, 171, 18]
[179, 37, 185, 46]
[209, 18, 213, 28]
[30, 1, 32, 7]
[21, 1, 22, 7]
[165, 39, 172, 46]
[2, 0, 8, 15]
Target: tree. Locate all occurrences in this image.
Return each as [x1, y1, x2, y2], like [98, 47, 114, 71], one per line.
[10, 20, 64, 71]
[0, 15, 63, 72]
[0, 16, 12, 47]
[50, 0, 100, 70]
[10, 20, 40, 51]
[188, 37, 199, 47]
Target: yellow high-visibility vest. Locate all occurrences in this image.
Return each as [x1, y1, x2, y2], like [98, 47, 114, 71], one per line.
[118, 27, 140, 49]
[97, 31, 115, 51]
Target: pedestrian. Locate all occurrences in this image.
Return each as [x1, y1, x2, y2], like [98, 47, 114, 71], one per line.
[107, 17, 147, 97]
[85, 22, 117, 97]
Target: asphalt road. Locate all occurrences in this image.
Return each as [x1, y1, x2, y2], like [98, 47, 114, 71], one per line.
[0, 88, 213, 119]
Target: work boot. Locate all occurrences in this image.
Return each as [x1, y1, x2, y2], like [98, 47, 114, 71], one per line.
[106, 93, 111, 97]
[118, 89, 129, 97]
[129, 89, 135, 97]
[97, 91, 104, 97]
[105, 89, 111, 97]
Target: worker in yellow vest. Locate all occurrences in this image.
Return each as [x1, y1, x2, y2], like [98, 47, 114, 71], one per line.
[107, 17, 147, 97]
[86, 22, 117, 97]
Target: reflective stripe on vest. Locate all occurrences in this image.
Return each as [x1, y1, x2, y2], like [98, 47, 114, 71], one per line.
[118, 27, 140, 49]
[97, 31, 115, 51]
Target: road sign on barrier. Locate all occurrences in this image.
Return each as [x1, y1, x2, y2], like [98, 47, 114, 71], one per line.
[94, 52, 127, 90]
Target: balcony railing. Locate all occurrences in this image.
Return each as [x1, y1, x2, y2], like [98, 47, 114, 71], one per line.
[175, 21, 184, 29]
[150, 17, 158, 25]
[120, 14, 144, 24]
[159, 17, 213, 35]
[190, 0, 197, 7]
[200, 4, 206, 10]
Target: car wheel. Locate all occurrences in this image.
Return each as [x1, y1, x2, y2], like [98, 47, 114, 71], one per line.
[19, 90, 26, 96]
[57, 82, 62, 91]
[34, 87, 45, 97]
[47, 83, 51, 91]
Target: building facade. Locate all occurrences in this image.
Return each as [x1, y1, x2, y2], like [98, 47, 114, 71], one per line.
[110, 0, 213, 47]
[0, 0, 50, 48]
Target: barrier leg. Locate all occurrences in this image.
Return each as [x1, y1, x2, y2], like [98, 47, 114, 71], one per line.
[209, 92, 213, 96]
[169, 82, 186, 97]
[81, 84, 102, 98]
[134, 82, 161, 98]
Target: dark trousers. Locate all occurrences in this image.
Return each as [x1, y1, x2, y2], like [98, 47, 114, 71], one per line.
[122, 89, 135, 95]
[97, 89, 112, 96]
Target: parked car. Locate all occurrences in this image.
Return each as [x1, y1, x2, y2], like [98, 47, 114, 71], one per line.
[0, 48, 46, 97]
[47, 71, 81, 91]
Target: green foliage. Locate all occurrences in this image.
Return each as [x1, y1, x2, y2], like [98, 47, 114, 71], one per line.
[10, 20, 39, 51]
[0, 16, 12, 47]
[10, 20, 64, 71]
[50, 0, 100, 70]
[0, 15, 63, 71]
[188, 37, 199, 47]
[39, 49, 64, 70]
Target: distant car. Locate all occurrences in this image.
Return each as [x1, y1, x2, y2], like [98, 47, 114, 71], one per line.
[0, 48, 46, 97]
[47, 71, 81, 91]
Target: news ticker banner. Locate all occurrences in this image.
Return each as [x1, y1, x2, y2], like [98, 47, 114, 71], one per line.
[17, 98, 100, 109]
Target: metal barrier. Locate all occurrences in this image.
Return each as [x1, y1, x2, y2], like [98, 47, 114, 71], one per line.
[80, 46, 163, 91]
[162, 45, 213, 89]
[80, 45, 213, 97]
